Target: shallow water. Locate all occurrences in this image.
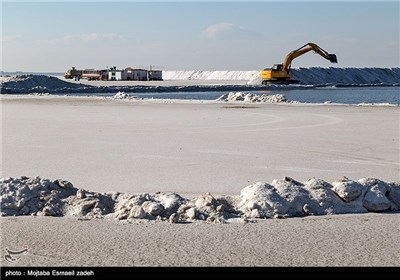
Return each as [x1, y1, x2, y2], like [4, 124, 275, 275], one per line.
[261, 87, 400, 104]
[56, 86, 399, 104]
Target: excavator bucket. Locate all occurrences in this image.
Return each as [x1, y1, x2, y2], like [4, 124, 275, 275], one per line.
[328, 54, 338, 63]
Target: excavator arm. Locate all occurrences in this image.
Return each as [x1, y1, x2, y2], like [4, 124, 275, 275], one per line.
[282, 43, 337, 71]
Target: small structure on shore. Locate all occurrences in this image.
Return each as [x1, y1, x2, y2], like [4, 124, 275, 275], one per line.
[147, 70, 163, 81]
[64, 66, 163, 81]
[82, 69, 103, 80]
[125, 68, 148, 81]
[108, 67, 124, 81]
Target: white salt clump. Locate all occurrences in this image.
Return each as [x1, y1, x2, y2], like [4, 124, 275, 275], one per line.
[113, 92, 129, 99]
[113, 193, 147, 220]
[358, 180, 392, 212]
[237, 177, 313, 218]
[141, 201, 164, 216]
[1, 176, 399, 222]
[237, 176, 372, 218]
[216, 92, 245, 101]
[303, 177, 367, 215]
[154, 193, 184, 214]
[332, 177, 365, 202]
[185, 208, 196, 220]
[182, 193, 225, 222]
[112, 192, 185, 220]
[129, 205, 146, 219]
[113, 91, 142, 100]
[363, 185, 391, 212]
[237, 182, 278, 218]
[216, 92, 292, 103]
[270, 177, 310, 216]
[0, 177, 75, 217]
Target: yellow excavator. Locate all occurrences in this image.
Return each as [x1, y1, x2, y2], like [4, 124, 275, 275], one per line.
[260, 43, 337, 84]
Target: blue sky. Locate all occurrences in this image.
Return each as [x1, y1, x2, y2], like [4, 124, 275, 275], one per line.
[1, 1, 399, 72]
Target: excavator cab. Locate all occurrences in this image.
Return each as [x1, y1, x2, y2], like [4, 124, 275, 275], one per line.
[271, 64, 283, 71]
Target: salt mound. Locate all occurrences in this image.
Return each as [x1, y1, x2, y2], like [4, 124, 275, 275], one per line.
[163, 68, 400, 85]
[0, 74, 91, 94]
[208, 67, 400, 86]
[1, 176, 399, 223]
[291, 67, 400, 85]
[217, 92, 293, 103]
[162, 70, 259, 81]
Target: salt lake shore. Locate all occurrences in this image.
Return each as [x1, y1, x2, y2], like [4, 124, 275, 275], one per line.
[1, 95, 399, 266]
[1, 67, 400, 94]
[1, 214, 399, 266]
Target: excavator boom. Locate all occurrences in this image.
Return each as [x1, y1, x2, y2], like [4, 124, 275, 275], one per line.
[282, 43, 337, 70]
[261, 42, 337, 84]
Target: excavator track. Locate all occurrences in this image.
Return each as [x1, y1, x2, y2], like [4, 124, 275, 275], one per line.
[262, 79, 299, 85]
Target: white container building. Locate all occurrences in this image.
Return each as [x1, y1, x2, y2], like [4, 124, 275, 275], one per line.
[108, 67, 124, 81]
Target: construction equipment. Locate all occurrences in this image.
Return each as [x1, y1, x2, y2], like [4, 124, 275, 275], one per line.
[260, 43, 337, 84]
[64, 67, 109, 80]
[64, 67, 82, 79]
